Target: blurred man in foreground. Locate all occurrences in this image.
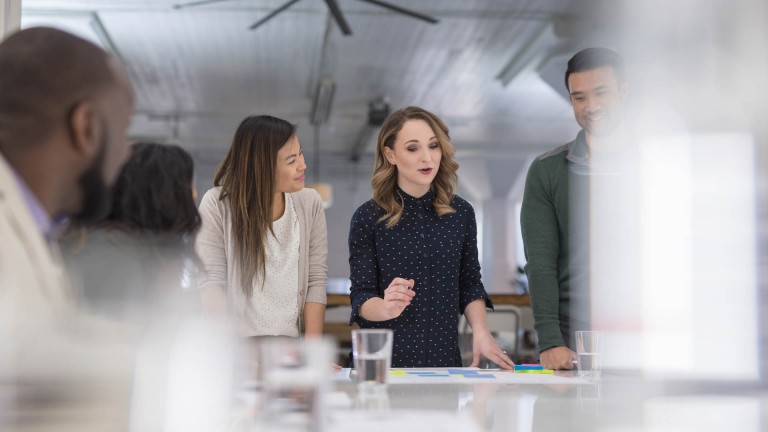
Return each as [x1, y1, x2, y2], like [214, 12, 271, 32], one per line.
[0, 25, 135, 409]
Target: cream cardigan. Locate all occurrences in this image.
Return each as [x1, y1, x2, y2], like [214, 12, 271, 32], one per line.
[195, 187, 328, 335]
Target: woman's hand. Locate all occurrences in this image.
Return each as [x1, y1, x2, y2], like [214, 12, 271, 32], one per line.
[382, 277, 415, 320]
[470, 331, 515, 370]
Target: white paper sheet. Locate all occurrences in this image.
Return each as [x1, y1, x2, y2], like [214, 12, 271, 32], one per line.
[339, 368, 592, 385]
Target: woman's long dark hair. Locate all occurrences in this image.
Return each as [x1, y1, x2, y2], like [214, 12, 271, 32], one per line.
[214, 115, 296, 298]
[105, 142, 201, 236]
[63, 142, 203, 309]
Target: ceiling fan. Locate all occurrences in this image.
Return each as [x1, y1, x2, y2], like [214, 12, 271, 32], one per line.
[172, 0, 439, 35]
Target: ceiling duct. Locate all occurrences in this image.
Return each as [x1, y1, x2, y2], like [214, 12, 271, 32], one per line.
[307, 77, 336, 208]
[310, 77, 336, 126]
[535, 42, 576, 101]
[496, 22, 557, 87]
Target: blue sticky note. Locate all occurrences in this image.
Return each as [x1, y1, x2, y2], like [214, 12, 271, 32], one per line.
[464, 374, 495, 379]
[514, 365, 545, 371]
[448, 369, 479, 375]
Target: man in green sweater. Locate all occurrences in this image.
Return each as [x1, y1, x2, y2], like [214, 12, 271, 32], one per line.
[521, 48, 628, 370]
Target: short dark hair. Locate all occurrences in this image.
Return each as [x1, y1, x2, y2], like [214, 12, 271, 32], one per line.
[0, 27, 117, 151]
[105, 142, 201, 237]
[564, 47, 625, 91]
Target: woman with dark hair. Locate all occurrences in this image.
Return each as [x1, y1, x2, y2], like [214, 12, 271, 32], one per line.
[195, 115, 327, 338]
[107, 142, 201, 236]
[61, 142, 202, 320]
[348, 106, 515, 368]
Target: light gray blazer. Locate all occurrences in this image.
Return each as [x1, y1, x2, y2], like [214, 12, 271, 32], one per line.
[0, 153, 135, 381]
[195, 187, 328, 335]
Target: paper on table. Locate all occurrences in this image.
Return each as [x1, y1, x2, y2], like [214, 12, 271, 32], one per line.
[334, 368, 590, 385]
[385, 368, 590, 385]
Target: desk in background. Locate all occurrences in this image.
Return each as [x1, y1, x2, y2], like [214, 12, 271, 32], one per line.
[324, 294, 531, 352]
[326, 293, 530, 307]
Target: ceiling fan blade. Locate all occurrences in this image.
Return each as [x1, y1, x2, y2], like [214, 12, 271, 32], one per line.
[249, 0, 303, 30]
[173, 0, 236, 10]
[357, 0, 438, 24]
[323, 0, 353, 35]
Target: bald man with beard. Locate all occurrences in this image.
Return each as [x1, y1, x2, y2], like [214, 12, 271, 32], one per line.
[0, 26, 136, 413]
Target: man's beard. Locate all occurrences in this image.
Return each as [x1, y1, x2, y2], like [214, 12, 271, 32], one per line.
[72, 134, 112, 224]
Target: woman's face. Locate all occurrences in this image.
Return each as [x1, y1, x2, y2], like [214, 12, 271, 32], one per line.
[274, 135, 306, 193]
[383, 119, 442, 197]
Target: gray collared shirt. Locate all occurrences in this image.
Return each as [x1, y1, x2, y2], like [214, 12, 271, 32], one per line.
[565, 130, 590, 166]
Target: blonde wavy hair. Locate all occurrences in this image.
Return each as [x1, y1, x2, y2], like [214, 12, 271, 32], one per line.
[372, 106, 459, 228]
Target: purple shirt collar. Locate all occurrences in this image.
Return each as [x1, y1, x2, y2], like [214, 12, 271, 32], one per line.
[11, 170, 66, 239]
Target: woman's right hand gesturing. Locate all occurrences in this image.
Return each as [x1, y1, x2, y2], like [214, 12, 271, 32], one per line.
[383, 277, 415, 319]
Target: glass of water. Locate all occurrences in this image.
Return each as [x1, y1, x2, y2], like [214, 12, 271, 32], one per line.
[575, 331, 602, 377]
[257, 337, 334, 431]
[351, 329, 393, 387]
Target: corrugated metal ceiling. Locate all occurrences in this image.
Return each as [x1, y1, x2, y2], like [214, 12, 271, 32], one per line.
[21, 0, 582, 158]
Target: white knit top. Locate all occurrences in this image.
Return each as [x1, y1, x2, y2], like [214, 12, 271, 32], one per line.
[196, 187, 328, 337]
[248, 193, 300, 336]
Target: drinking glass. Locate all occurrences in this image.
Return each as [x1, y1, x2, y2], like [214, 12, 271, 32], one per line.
[351, 329, 393, 387]
[575, 331, 601, 377]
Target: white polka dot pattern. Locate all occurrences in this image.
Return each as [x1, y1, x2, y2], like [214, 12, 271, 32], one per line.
[348, 187, 491, 367]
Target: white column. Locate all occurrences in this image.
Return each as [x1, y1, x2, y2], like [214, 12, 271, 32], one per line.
[0, 0, 21, 40]
[481, 199, 517, 293]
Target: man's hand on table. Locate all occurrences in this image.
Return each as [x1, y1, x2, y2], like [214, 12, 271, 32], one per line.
[539, 346, 576, 370]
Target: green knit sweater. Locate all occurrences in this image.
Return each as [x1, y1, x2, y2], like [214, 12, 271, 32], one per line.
[520, 131, 590, 353]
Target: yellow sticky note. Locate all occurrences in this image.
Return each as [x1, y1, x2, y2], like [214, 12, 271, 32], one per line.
[389, 370, 406, 376]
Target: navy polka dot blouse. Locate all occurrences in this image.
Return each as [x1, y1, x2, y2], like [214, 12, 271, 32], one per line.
[348, 186, 493, 367]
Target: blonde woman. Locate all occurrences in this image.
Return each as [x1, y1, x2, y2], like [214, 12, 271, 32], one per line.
[348, 106, 514, 369]
[196, 115, 327, 338]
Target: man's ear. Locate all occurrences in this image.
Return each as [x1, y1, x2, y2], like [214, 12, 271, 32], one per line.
[68, 101, 100, 158]
[383, 146, 396, 165]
